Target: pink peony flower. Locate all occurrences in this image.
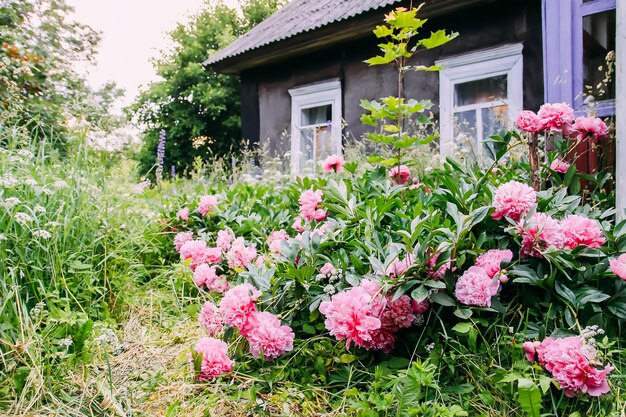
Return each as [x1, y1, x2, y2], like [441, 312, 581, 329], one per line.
[180, 239, 212, 270]
[219, 283, 261, 331]
[205, 247, 222, 264]
[454, 266, 500, 307]
[292, 216, 306, 232]
[226, 237, 257, 269]
[560, 215, 605, 249]
[319, 285, 382, 348]
[174, 231, 194, 253]
[254, 255, 266, 267]
[216, 229, 234, 252]
[299, 189, 324, 221]
[411, 299, 430, 314]
[516, 110, 544, 133]
[492, 181, 537, 221]
[311, 208, 328, 222]
[194, 337, 233, 381]
[390, 165, 411, 185]
[550, 158, 571, 173]
[382, 295, 415, 329]
[245, 311, 295, 360]
[321, 154, 345, 173]
[193, 264, 229, 293]
[527, 336, 613, 397]
[475, 249, 513, 278]
[537, 102, 575, 133]
[198, 302, 223, 336]
[518, 213, 564, 257]
[197, 195, 218, 217]
[267, 230, 289, 254]
[572, 116, 608, 142]
[320, 262, 336, 276]
[385, 253, 415, 278]
[176, 207, 190, 221]
[609, 254, 626, 280]
[427, 252, 451, 280]
[409, 177, 422, 190]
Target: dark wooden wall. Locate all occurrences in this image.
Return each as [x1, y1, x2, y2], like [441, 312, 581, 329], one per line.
[239, 0, 544, 153]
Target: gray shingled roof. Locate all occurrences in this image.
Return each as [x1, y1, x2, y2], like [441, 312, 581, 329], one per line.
[205, 0, 401, 65]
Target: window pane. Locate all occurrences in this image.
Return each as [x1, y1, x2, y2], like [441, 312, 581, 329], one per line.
[453, 110, 477, 153]
[482, 105, 509, 157]
[454, 75, 507, 106]
[301, 105, 332, 126]
[583, 9, 616, 100]
[298, 125, 333, 173]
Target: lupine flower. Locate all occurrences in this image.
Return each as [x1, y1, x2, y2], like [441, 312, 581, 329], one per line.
[299, 189, 325, 221]
[197, 195, 218, 217]
[537, 102, 575, 133]
[219, 283, 261, 332]
[174, 231, 194, 253]
[550, 158, 570, 173]
[193, 337, 233, 381]
[572, 116, 608, 142]
[523, 335, 613, 397]
[320, 263, 336, 276]
[216, 229, 234, 252]
[198, 302, 224, 336]
[454, 266, 500, 307]
[518, 213, 564, 257]
[156, 130, 166, 183]
[245, 311, 295, 360]
[560, 215, 605, 249]
[492, 181, 537, 221]
[267, 230, 289, 254]
[176, 207, 189, 221]
[516, 110, 544, 133]
[226, 237, 257, 269]
[321, 154, 345, 173]
[609, 254, 626, 280]
[390, 165, 411, 185]
[475, 249, 513, 278]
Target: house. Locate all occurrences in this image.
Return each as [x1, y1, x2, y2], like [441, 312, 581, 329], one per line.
[205, 0, 624, 217]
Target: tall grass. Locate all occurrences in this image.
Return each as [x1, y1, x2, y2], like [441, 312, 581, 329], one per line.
[0, 120, 162, 413]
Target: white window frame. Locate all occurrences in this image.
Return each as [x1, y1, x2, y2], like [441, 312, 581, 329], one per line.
[436, 43, 524, 158]
[288, 79, 342, 174]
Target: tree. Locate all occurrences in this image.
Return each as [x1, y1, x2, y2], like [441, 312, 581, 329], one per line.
[130, 0, 284, 179]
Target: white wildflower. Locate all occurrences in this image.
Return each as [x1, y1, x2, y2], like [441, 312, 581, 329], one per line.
[17, 149, 34, 159]
[24, 178, 37, 187]
[33, 205, 46, 213]
[41, 187, 53, 195]
[14, 212, 33, 225]
[323, 284, 336, 295]
[3, 197, 21, 208]
[51, 180, 68, 189]
[46, 221, 61, 227]
[58, 337, 73, 347]
[0, 233, 7, 241]
[0, 175, 17, 188]
[33, 229, 51, 239]
[132, 179, 151, 194]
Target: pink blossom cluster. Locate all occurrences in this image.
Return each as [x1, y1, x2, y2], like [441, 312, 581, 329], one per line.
[226, 237, 257, 269]
[299, 189, 327, 222]
[197, 195, 218, 217]
[515, 104, 608, 141]
[193, 337, 233, 381]
[267, 229, 290, 254]
[320, 262, 336, 276]
[198, 301, 224, 336]
[320, 279, 425, 352]
[218, 283, 294, 359]
[193, 264, 229, 293]
[384, 253, 415, 278]
[455, 249, 512, 307]
[321, 154, 345, 173]
[517, 213, 605, 257]
[390, 165, 411, 185]
[523, 336, 613, 397]
[550, 158, 571, 174]
[216, 229, 234, 251]
[427, 252, 452, 280]
[610, 254, 626, 280]
[475, 249, 514, 281]
[492, 181, 537, 221]
[174, 231, 194, 253]
[180, 240, 221, 270]
[176, 207, 190, 221]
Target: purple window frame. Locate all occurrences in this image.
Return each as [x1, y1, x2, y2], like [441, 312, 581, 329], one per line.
[542, 0, 616, 116]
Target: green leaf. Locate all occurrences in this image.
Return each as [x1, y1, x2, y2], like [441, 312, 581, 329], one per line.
[411, 285, 429, 303]
[338, 354, 357, 363]
[452, 322, 473, 334]
[430, 292, 456, 307]
[418, 30, 458, 49]
[517, 378, 543, 417]
[373, 25, 393, 38]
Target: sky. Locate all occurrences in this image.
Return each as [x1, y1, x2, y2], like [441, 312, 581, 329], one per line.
[67, 0, 240, 110]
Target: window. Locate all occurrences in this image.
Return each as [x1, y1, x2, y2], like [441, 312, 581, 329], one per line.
[543, 0, 616, 116]
[437, 44, 524, 159]
[288, 79, 342, 174]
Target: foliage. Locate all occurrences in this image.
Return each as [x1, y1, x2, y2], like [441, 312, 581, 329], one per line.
[130, 0, 285, 179]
